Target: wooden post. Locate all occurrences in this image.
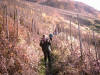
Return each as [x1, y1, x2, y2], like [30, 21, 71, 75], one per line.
[2, 5, 5, 30]
[5, 6, 9, 39]
[16, 9, 18, 38]
[77, 14, 83, 61]
[34, 20, 36, 33]
[92, 24, 98, 60]
[14, 9, 16, 37]
[32, 18, 34, 33]
[88, 29, 91, 55]
[69, 16, 73, 51]
[56, 24, 59, 35]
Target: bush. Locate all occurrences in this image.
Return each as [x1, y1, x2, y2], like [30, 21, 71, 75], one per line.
[38, 52, 59, 75]
[79, 17, 93, 26]
[95, 24, 100, 29]
[94, 19, 100, 24]
[20, 17, 24, 25]
[38, 58, 46, 75]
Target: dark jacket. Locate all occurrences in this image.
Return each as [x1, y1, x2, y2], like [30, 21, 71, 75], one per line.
[40, 38, 51, 52]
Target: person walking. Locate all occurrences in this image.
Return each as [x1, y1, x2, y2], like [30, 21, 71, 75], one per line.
[40, 35, 52, 67]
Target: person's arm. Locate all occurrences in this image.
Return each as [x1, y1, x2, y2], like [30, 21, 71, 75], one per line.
[50, 37, 52, 41]
[48, 39, 51, 45]
[40, 40, 43, 47]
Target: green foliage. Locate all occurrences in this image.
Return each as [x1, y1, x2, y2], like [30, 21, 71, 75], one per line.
[51, 52, 59, 64]
[38, 51, 60, 75]
[90, 24, 100, 33]
[38, 58, 46, 75]
[95, 24, 100, 29]
[50, 64, 60, 75]
[95, 24, 100, 33]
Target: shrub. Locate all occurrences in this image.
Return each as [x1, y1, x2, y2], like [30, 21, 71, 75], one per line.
[94, 19, 100, 24]
[20, 17, 24, 25]
[79, 17, 93, 26]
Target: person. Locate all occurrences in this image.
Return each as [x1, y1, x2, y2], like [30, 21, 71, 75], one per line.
[49, 34, 53, 41]
[40, 35, 52, 67]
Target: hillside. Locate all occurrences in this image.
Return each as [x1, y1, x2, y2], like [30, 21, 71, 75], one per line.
[25, 0, 100, 18]
[0, 0, 100, 75]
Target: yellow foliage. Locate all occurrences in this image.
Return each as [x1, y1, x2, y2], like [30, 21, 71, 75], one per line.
[52, 50, 60, 55]
[0, 15, 3, 22]
[42, 13, 53, 23]
[60, 5, 64, 9]
[31, 9, 34, 14]
[42, 13, 46, 18]
[18, 70, 22, 73]
[10, 52, 15, 57]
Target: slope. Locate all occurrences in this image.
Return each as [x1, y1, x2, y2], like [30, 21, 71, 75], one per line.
[25, 0, 100, 18]
[0, 0, 100, 75]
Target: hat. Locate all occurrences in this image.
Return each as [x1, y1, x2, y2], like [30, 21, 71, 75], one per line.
[49, 34, 53, 38]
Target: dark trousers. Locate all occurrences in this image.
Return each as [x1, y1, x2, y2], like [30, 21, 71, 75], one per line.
[42, 49, 51, 68]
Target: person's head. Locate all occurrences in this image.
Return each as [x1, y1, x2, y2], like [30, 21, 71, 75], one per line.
[49, 34, 53, 40]
[43, 35, 48, 40]
[43, 35, 45, 38]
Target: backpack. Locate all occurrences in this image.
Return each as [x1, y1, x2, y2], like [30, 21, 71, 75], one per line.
[40, 38, 46, 47]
